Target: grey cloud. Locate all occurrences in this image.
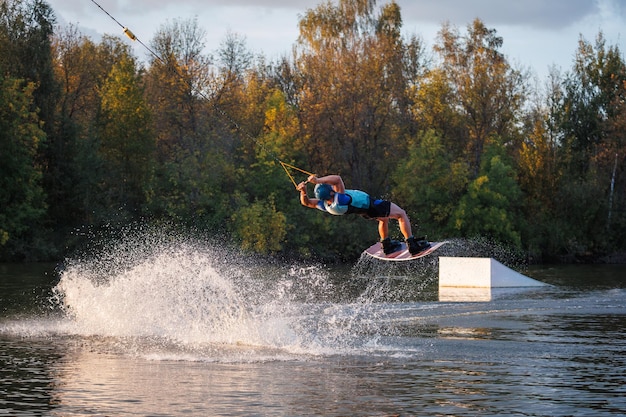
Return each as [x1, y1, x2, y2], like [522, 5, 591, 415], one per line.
[119, 0, 605, 31]
[387, 0, 599, 30]
[121, 0, 319, 12]
[56, 0, 621, 33]
[48, 0, 96, 17]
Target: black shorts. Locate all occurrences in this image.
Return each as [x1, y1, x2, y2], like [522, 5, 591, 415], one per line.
[352, 199, 391, 219]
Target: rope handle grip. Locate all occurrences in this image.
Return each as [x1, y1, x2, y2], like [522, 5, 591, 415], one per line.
[280, 162, 315, 189]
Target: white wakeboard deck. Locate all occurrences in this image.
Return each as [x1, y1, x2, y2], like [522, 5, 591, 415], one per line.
[364, 241, 448, 261]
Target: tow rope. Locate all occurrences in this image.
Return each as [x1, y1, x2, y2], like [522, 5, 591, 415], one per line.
[89, 0, 314, 190]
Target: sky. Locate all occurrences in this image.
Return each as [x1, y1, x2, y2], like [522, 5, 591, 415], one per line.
[45, 0, 625, 81]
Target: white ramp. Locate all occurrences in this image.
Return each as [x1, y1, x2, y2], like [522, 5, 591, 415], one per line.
[439, 257, 548, 288]
[438, 257, 549, 302]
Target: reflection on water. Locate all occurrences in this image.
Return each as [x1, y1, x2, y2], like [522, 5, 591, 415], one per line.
[1, 241, 625, 416]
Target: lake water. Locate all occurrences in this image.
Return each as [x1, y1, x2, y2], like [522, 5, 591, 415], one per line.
[1, 237, 625, 416]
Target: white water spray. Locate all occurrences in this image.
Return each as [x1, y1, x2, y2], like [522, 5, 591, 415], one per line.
[49, 232, 368, 359]
[46, 230, 456, 360]
[55, 244, 258, 344]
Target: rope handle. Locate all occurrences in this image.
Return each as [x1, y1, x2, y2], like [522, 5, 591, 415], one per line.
[280, 162, 314, 189]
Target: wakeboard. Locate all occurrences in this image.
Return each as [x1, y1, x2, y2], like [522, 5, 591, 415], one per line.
[363, 241, 448, 261]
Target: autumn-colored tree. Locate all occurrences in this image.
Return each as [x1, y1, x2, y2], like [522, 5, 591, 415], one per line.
[515, 69, 566, 257]
[213, 31, 269, 174]
[50, 26, 102, 227]
[402, 19, 528, 248]
[433, 19, 528, 177]
[146, 17, 212, 155]
[410, 67, 464, 144]
[213, 33, 297, 251]
[98, 53, 155, 216]
[231, 196, 288, 254]
[295, 0, 424, 194]
[144, 18, 237, 229]
[53, 26, 103, 131]
[4, 0, 626, 262]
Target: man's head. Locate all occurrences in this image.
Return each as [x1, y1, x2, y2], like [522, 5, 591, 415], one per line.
[314, 183, 333, 200]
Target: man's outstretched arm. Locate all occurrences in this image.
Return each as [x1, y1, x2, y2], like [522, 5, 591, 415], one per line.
[306, 174, 346, 193]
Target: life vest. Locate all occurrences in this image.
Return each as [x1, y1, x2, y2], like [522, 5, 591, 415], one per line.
[322, 190, 371, 216]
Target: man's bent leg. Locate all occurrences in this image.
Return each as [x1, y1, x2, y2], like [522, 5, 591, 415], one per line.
[388, 203, 412, 239]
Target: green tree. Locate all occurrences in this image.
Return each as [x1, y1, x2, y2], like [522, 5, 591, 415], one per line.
[154, 134, 236, 231]
[98, 53, 155, 216]
[231, 196, 288, 254]
[392, 130, 469, 239]
[0, 0, 57, 124]
[0, 0, 59, 257]
[0, 76, 47, 259]
[453, 142, 523, 247]
[559, 33, 626, 176]
[551, 32, 626, 256]
[433, 19, 528, 177]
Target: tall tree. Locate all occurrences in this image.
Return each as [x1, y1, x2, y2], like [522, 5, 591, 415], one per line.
[214, 31, 266, 168]
[433, 19, 527, 177]
[516, 69, 568, 258]
[0, 0, 59, 257]
[554, 32, 626, 254]
[0, 0, 57, 123]
[53, 26, 103, 132]
[294, 0, 425, 193]
[146, 17, 212, 154]
[0, 76, 47, 259]
[145, 18, 242, 230]
[98, 53, 155, 216]
[453, 142, 523, 247]
[559, 33, 626, 177]
[48, 25, 102, 230]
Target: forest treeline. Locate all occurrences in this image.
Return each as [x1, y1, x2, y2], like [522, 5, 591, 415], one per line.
[1, 0, 625, 263]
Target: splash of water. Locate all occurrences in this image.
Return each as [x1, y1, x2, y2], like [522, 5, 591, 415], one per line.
[56, 243, 254, 343]
[48, 229, 381, 360]
[44, 229, 478, 360]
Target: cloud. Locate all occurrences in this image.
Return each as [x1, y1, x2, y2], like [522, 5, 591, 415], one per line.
[60, 0, 615, 33]
[51, 0, 98, 17]
[396, 0, 599, 30]
[118, 0, 320, 14]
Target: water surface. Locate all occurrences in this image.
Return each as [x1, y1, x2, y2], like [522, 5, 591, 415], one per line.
[1, 242, 625, 416]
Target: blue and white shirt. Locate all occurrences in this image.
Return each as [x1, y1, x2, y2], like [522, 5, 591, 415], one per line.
[316, 190, 371, 216]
